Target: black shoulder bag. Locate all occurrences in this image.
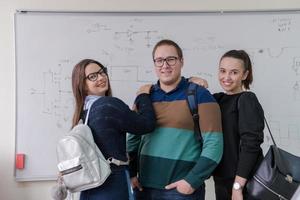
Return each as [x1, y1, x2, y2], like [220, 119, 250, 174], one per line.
[246, 117, 300, 200]
[237, 93, 300, 199]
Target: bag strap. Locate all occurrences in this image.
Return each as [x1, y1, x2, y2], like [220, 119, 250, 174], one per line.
[84, 98, 99, 125]
[108, 157, 129, 166]
[266, 120, 293, 180]
[265, 119, 291, 178]
[237, 93, 291, 177]
[186, 83, 203, 147]
[264, 118, 277, 146]
[84, 109, 91, 125]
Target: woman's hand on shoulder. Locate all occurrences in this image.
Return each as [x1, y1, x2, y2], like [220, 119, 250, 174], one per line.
[136, 84, 153, 95]
[189, 76, 209, 88]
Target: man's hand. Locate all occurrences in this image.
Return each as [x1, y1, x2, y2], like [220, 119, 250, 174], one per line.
[165, 179, 195, 195]
[131, 176, 143, 191]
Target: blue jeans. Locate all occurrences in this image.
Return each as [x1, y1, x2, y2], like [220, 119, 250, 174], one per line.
[134, 184, 205, 200]
[80, 168, 129, 200]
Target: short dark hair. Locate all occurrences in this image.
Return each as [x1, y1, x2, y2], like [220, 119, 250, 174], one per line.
[220, 50, 253, 89]
[152, 39, 183, 60]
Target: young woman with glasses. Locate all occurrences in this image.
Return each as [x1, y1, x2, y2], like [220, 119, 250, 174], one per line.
[71, 59, 156, 200]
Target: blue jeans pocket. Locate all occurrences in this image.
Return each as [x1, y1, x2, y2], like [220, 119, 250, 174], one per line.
[134, 185, 205, 200]
[164, 188, 204, 200]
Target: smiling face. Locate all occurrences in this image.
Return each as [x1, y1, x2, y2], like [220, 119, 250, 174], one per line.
[153, 44, 183, 92]
[218, 57, 249, 94]
[84, 63, 109, 96]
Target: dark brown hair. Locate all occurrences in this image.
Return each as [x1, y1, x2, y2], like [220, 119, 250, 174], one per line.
[220, 50, 253, 89]
[152, 39, 183, 60]
[71, 59, 112, 128]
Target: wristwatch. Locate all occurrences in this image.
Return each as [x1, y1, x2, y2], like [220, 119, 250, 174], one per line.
[233, 182, 243, 190]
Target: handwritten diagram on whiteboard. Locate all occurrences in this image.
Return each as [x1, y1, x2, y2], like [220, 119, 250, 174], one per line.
[15, 11, 300, 180]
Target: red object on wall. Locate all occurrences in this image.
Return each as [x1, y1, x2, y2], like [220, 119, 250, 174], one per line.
[16, 154, 25, 169]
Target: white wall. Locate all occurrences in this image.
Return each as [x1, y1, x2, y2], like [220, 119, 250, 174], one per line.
[1, 1, 300, 199]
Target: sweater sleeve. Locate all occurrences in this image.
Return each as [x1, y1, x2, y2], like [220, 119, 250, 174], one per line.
[126, 93, 156, 177]
[126, 133, 141, 177]
[121, 93, 156, 134]
[236, 92, 264, 179]
[184, 88, 223, 189]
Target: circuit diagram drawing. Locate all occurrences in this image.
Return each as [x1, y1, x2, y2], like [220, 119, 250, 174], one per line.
[29, 59, 73, 130]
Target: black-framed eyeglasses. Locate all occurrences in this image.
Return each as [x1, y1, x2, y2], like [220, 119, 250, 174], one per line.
[85, 67, 107, 82]
[153, 56, 179, 68]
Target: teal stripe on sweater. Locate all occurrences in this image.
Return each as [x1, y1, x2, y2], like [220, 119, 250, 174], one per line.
[201, 132, 223, 163]
[140, 127, 199, 161]
[140, 127, 222, 162]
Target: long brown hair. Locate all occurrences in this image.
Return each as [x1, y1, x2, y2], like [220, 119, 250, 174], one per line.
[71, 59, 112, 128]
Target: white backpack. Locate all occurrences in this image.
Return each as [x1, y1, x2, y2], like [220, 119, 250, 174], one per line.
[55, 104, 111, 193]
[56, 120, 111, 193]
[52, 100, 130, 200]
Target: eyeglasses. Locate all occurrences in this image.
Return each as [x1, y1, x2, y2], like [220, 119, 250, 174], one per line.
[153, 56, 179, 68]
[85, 67, 107, 82]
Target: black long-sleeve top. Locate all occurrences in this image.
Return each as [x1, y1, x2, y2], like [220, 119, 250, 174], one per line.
[213, 91, 264, 179]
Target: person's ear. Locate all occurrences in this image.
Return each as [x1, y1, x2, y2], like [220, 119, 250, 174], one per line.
[242, 70, 249, 80]
[180, 57, 184, 68]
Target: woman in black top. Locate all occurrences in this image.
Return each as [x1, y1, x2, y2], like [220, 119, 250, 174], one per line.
[71, 59, 156, 200]
[213, 50, 264, 200]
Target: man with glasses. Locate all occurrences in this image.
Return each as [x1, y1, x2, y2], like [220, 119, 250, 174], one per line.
[127, 39, 223, 200]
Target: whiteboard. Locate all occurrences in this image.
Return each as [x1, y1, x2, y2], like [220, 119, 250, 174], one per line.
[15, 11, 300, 181]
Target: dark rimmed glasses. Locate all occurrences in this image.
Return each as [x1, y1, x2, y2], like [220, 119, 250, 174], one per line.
[85, 67, 107, 82]
[153, 56, 179, 68]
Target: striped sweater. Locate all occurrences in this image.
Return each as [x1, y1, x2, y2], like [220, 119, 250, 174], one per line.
[127, 77, 223, 189]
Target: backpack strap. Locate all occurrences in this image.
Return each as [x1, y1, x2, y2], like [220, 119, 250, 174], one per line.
[84, 97, 100, 125]
[108, 157, 129, 166]
[186, 83, 203, 147]
[84, 108, 91, 125]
